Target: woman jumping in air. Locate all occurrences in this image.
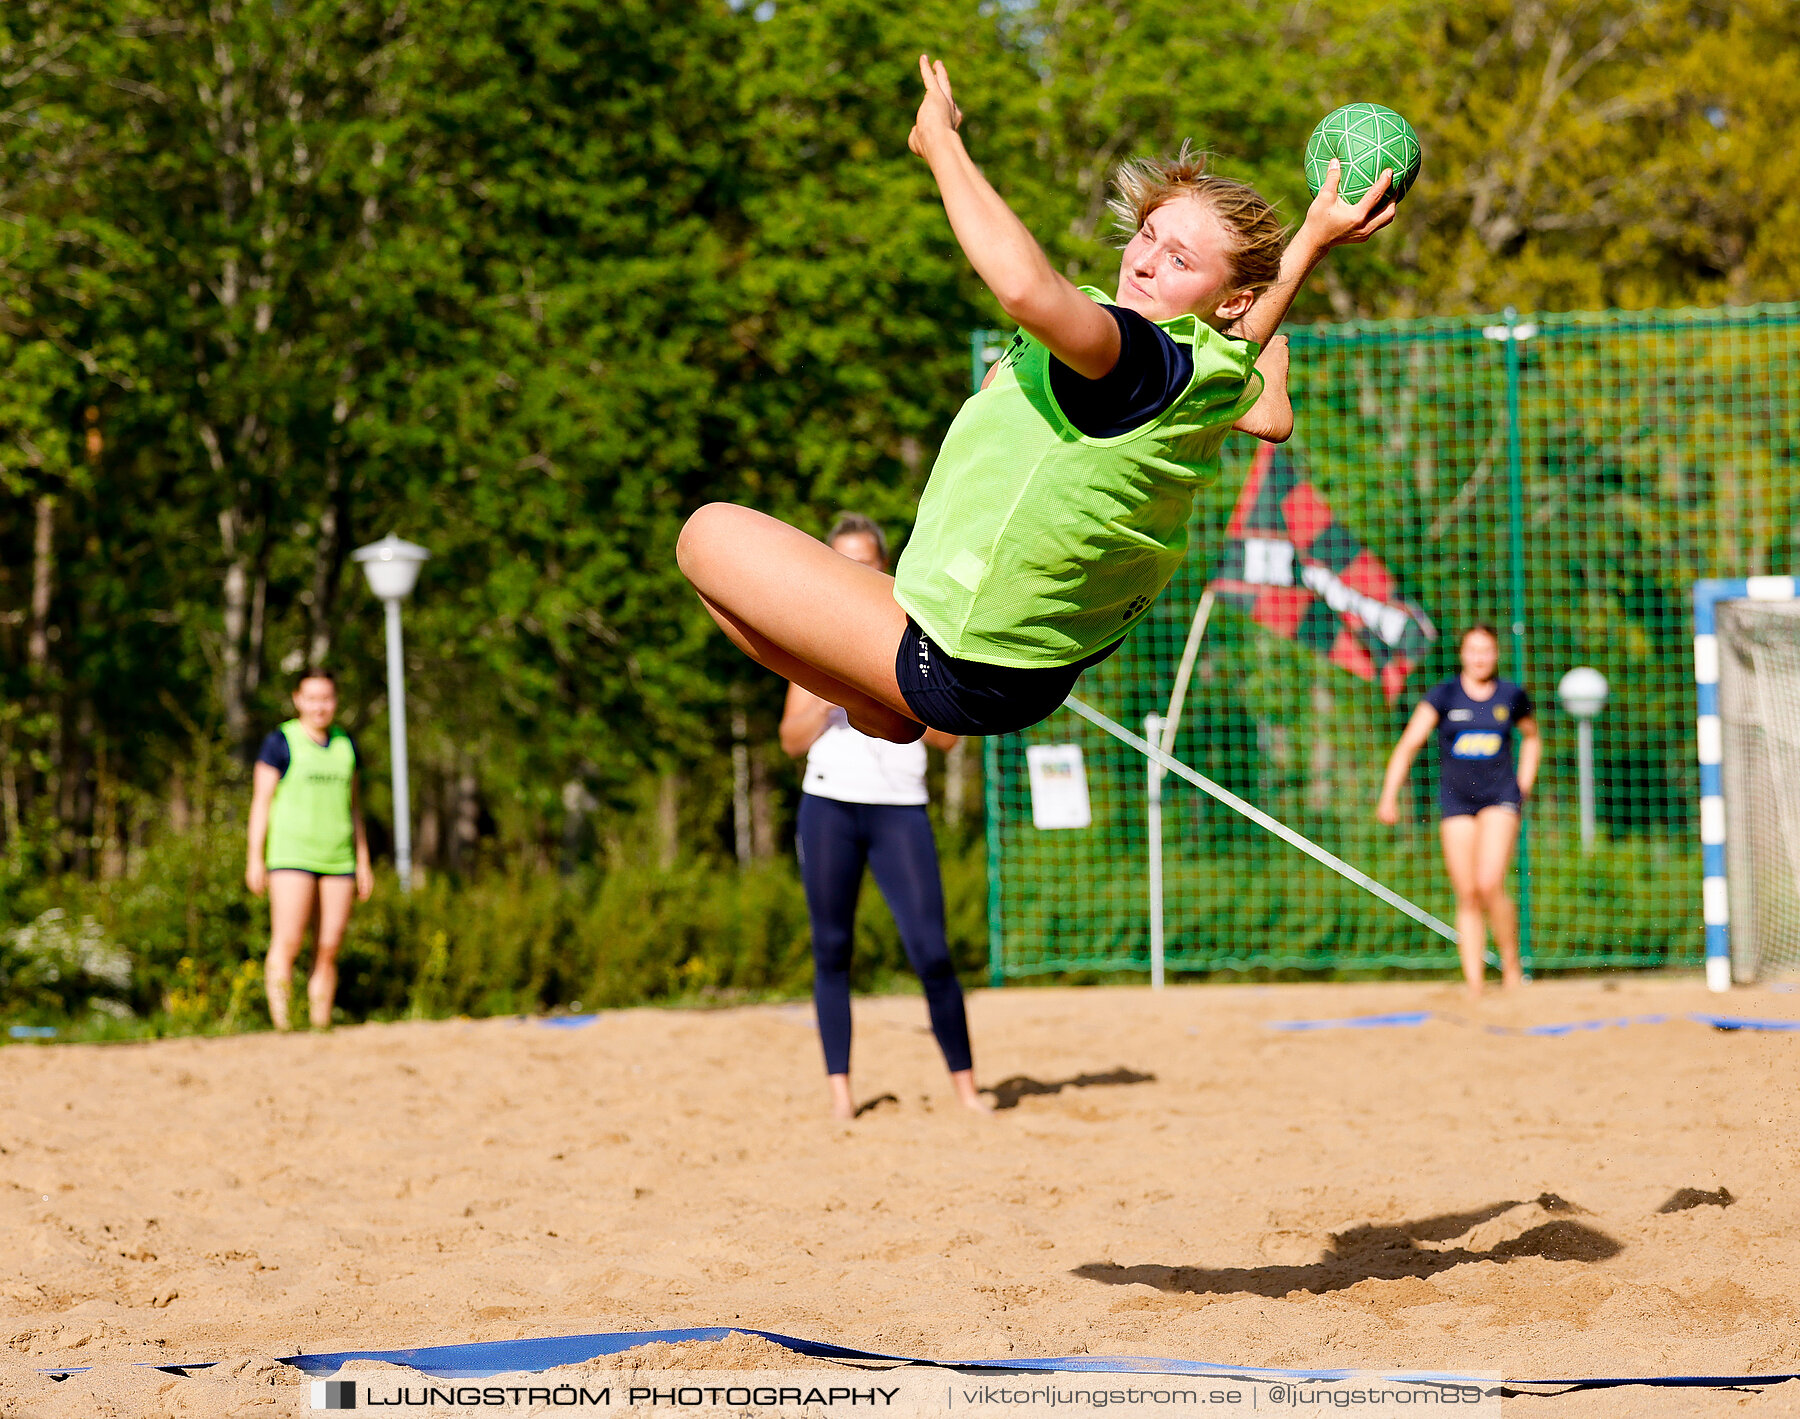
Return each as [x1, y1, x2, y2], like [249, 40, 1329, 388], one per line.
[1376, 625, 1541, 997]
[678, 55, 1395, 741]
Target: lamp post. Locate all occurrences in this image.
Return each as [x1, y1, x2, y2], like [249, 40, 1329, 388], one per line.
[1557, 666, 1609, 851]
[351, 534, 430, 891]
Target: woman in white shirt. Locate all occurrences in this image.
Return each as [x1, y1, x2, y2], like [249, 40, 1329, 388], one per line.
[780, 515, 987, 1120]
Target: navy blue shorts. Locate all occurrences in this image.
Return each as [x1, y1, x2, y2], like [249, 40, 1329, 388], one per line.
[1439, 787, 1520, 820]
[894, 619, 1122, 737]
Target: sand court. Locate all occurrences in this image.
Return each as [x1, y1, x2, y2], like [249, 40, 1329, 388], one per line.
[2, 977, 1798, 1415]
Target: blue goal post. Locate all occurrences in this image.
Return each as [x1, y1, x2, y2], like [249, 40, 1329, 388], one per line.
[1694, 576, 1800, 992]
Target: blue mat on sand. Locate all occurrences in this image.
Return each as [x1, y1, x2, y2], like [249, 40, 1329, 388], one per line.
[1494, 1014, 1668, 1037]
[269, 1327, 1800, 1393]
[37, 1327, 1800, 1394]
[1689, 1012, 1800, 1031]
[1268, 1011, 1432, 1032]
[539, 1014, 601, 1029]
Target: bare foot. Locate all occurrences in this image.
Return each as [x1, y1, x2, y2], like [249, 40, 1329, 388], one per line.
[950, 1069, 993, 1116]
[827, 1074, 855, 1121]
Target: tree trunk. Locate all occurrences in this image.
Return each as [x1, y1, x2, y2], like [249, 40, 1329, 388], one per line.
[561, 778, 595, 876]
[750, 749, 775, 860]
[656, 772, 681, 870]
[15, 491, 58, 849]
[169, 768, 192, 835]
[28, 493, 55, 676]
[308, 439, 348, 666]
[451, 768, 480, 870]
[219, 508, 250, 748]
[96, 731, 123, 879]
[28, 486, 57, 680]
[416, 773, 440, 869]
[730, 691, 752, 866]
[246, 562, 267, 696]
[63, 698, 93, 873]
[1, 733, 19, 874]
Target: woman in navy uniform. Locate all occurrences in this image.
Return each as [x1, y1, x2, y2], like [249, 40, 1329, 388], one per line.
[779, 515, 986, 1121]
[1376, 625, 1540, 997]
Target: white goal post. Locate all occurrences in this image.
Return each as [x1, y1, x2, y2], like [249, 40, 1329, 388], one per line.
[1695, 576, 1800, 991]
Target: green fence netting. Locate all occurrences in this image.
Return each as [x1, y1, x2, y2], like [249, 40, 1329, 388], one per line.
[981, 303, 1800, 982]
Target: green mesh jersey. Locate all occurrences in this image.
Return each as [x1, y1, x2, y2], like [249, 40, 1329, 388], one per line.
[894, 289, 1262, 668]
[265, 721, 358, 874]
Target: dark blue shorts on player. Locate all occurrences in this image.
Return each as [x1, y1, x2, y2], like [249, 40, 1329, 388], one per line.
[894, 619, 1122, 737]
[1439, 787, 1520, 819]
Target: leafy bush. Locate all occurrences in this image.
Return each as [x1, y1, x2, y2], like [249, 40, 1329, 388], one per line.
[0, 821, 990, 1036]
[0, 908, 135, 1023]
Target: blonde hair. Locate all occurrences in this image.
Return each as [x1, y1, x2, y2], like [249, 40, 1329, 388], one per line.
[1108, 141, 1288, 295]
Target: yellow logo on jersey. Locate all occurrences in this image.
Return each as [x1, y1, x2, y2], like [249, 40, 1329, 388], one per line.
[1494, 706, 1509, 722]
[1451, 732, 1503, 759]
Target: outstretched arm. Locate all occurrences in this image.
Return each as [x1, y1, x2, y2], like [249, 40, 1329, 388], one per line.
[1232, 336, 1292, 442]
[1376, 701, 1438, 825]
[1233, 160, 1397, 350]
[909, 56, 1121, 380]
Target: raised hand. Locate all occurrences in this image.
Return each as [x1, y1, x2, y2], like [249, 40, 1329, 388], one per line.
[1303, 159, 1398, 249]
[908, 54, 963, 158]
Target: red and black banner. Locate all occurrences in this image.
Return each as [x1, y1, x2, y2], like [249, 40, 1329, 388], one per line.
[1209, 442, 1437, 704]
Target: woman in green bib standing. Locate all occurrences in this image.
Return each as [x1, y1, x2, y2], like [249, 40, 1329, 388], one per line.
[246, 670, 374, 1030]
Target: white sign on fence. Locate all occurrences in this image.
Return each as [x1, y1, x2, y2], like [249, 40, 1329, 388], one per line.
[1026, 744, 1092, 830]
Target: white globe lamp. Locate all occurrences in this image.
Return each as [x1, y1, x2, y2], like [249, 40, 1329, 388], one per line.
[352, 534, 432, 891]
[1557, 667, 1609, 850]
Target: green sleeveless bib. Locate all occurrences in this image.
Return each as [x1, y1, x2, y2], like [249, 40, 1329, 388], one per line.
[894, 289, 1261, 668]
[265, 721, 357, 874]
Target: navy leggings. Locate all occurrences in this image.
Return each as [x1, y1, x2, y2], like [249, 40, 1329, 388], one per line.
[795, 794, 973, 1077]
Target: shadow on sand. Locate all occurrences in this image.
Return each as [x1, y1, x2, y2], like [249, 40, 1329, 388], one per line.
[1074, 1195, 1621, 1297]
[982, 1068, 1157, 1111]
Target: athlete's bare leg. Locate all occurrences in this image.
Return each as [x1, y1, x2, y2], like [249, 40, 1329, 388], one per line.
[827, 1073, 856, 1122]
[1438, 816, 1487, 998]
[310, 875, 357, 1029]
[678, 504, 924, 744]
[265, 871, 318, 1031]
[1473, 806, 1524, 988]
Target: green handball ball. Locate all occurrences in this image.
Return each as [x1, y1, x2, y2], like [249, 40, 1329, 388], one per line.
[1305, 103, 1422, 206]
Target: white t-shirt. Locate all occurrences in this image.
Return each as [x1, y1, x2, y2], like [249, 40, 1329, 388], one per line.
[802, 708, 929, 806]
